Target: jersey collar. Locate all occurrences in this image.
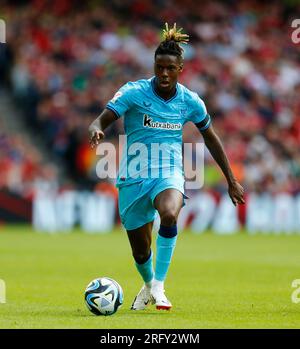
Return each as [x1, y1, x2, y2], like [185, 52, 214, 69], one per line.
[151, 77, 178, 103]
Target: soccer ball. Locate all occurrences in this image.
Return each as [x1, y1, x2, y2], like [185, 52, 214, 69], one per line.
[84, 277, 123, 316]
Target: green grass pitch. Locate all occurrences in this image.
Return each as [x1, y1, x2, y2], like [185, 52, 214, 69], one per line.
[0, 225, 300, 329]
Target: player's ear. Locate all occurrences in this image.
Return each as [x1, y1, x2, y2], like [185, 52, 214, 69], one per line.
[178, 64, 183, 73]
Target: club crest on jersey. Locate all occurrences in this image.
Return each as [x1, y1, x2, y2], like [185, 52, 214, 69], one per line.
[143, 114, 182, 130]
[111, 91, 123, 103]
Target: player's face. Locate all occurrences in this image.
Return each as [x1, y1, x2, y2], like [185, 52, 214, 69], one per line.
[154, 54, 183, 93]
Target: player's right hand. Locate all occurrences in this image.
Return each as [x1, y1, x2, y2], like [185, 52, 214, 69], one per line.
[89, 129, 105, 148]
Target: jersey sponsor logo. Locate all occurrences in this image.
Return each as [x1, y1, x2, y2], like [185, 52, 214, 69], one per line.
[111, 91, 123, 103]
[143, 114, 182, 130]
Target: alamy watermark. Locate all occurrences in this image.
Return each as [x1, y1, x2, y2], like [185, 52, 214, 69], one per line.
[291, 279, 300, 304]
[0, 279, 5, 303]
[0, 19, 6, 43]
[95, 135, 204, 189]
[291, 19, 300, 44]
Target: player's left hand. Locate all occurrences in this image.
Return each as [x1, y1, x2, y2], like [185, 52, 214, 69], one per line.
[228, 180, 245, 206]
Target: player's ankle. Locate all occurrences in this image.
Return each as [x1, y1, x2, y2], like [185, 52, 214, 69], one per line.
[145, 280, 153, 289]
[152, 279, 164, 290]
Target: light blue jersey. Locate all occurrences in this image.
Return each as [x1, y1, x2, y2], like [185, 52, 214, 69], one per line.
[106, 77, 210, 188]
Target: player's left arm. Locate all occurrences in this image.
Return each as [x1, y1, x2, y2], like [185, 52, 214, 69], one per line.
[200, 124, 245, 206]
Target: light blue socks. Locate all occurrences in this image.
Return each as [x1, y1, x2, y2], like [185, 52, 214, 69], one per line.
[135, 250, 154, 285]
[134, 225, 178, 286]
[155, 224, 178, 282]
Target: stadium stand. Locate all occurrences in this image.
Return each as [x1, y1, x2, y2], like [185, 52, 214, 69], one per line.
[0, 0, 299, 231]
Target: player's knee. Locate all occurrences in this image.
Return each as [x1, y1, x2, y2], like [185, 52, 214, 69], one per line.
[160, 210, 178, 227]
[133, 250, 151, 265]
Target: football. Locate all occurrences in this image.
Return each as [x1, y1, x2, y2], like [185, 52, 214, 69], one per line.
[84, 277, 123, 316]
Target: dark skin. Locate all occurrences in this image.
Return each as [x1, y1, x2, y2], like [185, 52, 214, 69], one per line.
[89, 54, 244, 264]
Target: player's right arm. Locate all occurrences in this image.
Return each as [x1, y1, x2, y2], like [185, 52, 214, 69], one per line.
[89, 82, 135, 148]
[88, 109, 118, 148]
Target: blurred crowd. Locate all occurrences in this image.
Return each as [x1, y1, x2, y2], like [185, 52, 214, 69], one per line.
[0, 122, 59, 198]
[0, 0, 300, 197]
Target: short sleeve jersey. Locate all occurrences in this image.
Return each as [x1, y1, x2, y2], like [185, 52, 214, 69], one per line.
[106, 77, 211, 186]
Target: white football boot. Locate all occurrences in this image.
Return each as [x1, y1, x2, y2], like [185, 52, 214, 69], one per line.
[150, 283, 172, 310]
[131, 285, 151, 310]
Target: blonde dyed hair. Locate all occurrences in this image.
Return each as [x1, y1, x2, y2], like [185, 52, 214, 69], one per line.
[162, 23, 189, 45]
[155, 23, 189, 62]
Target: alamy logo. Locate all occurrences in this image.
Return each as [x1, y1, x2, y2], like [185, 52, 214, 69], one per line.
[95, 135, 204, 189]
[291, 19, 300, 44]
[0, 19, 6, 43]
[143, 114, 182, 130]
[0, 279, 5, 303]
[291, 279, 300, 303]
